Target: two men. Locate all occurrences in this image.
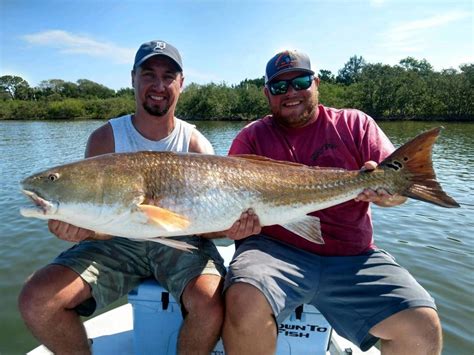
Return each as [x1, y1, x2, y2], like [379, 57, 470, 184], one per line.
[19, 43, 441, 354]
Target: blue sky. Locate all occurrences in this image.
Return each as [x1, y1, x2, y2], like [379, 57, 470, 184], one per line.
[1, 0, 472, 90]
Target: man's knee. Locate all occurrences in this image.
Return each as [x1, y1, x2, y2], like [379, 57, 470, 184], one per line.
[408, 308, 442, 346]
[182, 275, 224, 323]
[18, 265, 90, 324]
[372, 307, 442, 349]
[397, 307, 440, 338]
[225, 283, 274, 328]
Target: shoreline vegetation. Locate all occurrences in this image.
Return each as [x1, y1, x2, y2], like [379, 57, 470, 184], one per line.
[1, 56, 472, 121]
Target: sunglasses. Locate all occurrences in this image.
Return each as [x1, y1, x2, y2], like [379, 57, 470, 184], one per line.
[268, 74, 314, 95]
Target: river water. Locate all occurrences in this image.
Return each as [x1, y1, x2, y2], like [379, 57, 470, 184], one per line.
[0, 120, 472, 354]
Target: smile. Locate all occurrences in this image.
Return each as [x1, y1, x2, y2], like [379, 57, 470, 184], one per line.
[283, 100, 302, 107]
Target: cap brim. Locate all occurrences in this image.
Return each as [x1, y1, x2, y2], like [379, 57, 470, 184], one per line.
[266, 68, 315, 84]
[134, 53, 183, 71]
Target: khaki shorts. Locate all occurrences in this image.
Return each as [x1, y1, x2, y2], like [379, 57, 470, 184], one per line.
[53, 236, 226, 316]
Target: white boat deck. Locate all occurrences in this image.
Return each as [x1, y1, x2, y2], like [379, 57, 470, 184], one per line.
[28, 244, 379, 355]
[29, 302, 378, 355]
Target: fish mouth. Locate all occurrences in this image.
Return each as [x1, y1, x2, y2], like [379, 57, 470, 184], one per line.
[20, 189, 58, 217]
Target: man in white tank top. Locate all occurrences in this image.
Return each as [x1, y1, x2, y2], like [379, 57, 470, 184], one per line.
[19, 40, 261, 354]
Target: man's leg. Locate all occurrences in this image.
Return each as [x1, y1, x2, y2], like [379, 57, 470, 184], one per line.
[222, 235, 314, 355]
[177, 274, 224, 355]
[313, 250, 440, 353]
[370, 307, 442, 355]
[18, 265, 92, 355]
[20, 237, 147, 355]
[223, 283, 277, 355]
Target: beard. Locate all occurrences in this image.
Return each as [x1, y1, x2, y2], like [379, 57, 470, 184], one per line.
[143, 102, 170, 117]
[272, 89, 319, 128]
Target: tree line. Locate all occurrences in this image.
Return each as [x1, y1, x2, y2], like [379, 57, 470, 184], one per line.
[0, 56, 472, 121]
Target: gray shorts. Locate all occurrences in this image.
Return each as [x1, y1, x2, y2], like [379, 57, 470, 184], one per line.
[224, 235, 436, 351]
[53, 236, 226, 316]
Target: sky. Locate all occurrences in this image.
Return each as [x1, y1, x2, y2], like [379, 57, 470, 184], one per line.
[1, 0, 472, 91]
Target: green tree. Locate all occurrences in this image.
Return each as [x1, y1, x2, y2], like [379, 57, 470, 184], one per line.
[237, 77, 265, 89]
[77, 79, 115, 99]
[0, 75, 31, 100]
[37, 79, 63, 100]
[234, 83, 268, 119]
[399, 57, 433, 75]
[433, 65, 474, 118]
[337, 55, 367, 85]
[318, 82, 348, 108]
[350, 63, 404, 118]
[318, 69, 335, 84]
[116, 87, 134, 97]
[46, 99, 86, 119]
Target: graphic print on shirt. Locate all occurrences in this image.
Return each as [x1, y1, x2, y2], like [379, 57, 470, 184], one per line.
[311, 143, 337, 162]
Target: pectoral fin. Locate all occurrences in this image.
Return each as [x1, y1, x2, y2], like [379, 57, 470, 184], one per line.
[281, 215, 324, 244]
[138, 204, 190, 231]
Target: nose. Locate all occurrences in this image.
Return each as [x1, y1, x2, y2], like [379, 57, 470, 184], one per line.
[285, 84, 298, 96]
[151, 79, 165, 91]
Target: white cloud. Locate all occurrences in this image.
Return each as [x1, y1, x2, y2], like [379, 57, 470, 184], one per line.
[22, 30, 134, 64]
[381, 11, 471, 53]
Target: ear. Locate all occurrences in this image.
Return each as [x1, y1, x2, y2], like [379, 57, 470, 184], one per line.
[263, 86, 270, 100]
[131, 70, 136, 88]
[314, 77, 320, 87]
[179, 75, 185, 92]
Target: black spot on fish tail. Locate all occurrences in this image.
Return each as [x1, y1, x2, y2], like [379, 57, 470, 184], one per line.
[380, 126, 460, 208]
[385, 162, 401, 171]
[393, 160, 403, 169]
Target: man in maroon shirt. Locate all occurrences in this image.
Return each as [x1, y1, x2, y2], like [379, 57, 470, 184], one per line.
[222, 50, 441, 354]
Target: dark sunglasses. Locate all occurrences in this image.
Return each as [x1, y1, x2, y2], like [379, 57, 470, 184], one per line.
[268, 74, 314, 95]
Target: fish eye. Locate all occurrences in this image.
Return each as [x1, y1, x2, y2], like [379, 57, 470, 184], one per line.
[47, 173, 60, 182]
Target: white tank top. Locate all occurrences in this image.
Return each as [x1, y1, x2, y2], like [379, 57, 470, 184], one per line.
[109, 114, 197, 153]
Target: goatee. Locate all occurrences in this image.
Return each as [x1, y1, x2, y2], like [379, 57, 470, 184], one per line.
[144, 103, 170, 117]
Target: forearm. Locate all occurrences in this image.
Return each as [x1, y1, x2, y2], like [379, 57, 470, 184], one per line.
[197, 231, 228, 239]
[87, 232, 113, 240]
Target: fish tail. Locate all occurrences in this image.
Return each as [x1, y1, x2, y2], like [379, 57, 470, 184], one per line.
[379, 127, 460, 208]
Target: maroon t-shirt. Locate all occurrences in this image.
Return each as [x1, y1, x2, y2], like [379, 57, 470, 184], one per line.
[228, 105, 394, 256]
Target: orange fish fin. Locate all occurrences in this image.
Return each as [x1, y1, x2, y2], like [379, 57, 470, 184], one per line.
[281, 215, 324, 244]
[138, 204, 190, 231]
[379, 127, 459, 208]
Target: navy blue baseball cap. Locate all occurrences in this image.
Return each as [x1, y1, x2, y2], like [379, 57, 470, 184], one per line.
[133, 40, 183, 71]
[265, 50, 315, 83]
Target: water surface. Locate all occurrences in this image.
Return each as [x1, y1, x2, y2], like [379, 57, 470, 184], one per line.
[0, 120, 472, 354]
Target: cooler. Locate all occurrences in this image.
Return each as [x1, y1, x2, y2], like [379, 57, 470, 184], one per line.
[128, 279, 331, 354]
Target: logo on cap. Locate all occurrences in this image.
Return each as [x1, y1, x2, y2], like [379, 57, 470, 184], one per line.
[154, 41, 166, 51]
[274, 51, 297, 70]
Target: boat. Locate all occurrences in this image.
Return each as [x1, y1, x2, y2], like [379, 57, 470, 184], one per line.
[28, 244, 380, 355]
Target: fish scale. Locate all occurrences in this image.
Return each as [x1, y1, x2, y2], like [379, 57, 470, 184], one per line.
[20, 127, 459, 251]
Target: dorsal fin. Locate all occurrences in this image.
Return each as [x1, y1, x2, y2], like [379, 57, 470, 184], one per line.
[231, 154, 347, 172]
[230, 154, 307, 168]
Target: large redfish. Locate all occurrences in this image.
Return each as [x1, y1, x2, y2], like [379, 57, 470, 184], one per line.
[20, 127, 459, 251]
